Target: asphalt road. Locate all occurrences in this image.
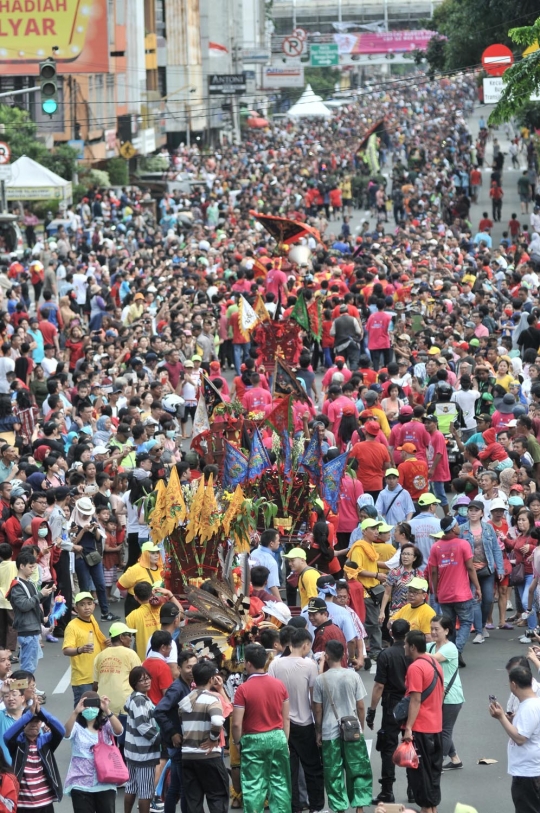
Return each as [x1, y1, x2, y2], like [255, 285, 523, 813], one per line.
[35, 103, 529, 812]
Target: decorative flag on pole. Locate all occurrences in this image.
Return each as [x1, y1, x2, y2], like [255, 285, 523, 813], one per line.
[274, 357, 309, 402]
[252, 258, 269, 281]
[322, 452, 349, 512]
[254, 293, 270, 322]
[222, 440, 249, 489]
[307, 298, 323, 341]
[246, 428, 272, 481]
[239, 295, 259, 340]
[290, 290, 310, 332]
[265, 394, 292, 434]
[198, 473, 220, 543]
[298, 431, 323, 485]
[281, 429, 292, 477]
[191, 395, 211, 454]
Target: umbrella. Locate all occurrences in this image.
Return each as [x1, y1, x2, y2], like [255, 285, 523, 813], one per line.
[250, 211, 321, 245]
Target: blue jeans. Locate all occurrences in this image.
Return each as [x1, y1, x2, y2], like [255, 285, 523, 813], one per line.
[323, 347, 333, 368]
[431, 480, 448, 507]
[439, 599, 473, 653]
[165, 753, 187, 813]
[75, 557, 109, 616]
[472, 573, 495, 631]
[72, 683, 93, 706]
[233, 342, 250, 375]
[17, 634, 40, 674]
[518, 574, 537, 631]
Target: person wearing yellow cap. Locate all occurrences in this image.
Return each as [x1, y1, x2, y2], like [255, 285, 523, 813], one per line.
[376, 469, 415, 526]
[409, 493, 441, 562]
[93, 622, 141, 716]
[62, 592, 108, 706]
[117, 541, 164, 617]
[389, 578, 436, 635]
[282, 548, 320, 608]
[348, 518, 385, 659]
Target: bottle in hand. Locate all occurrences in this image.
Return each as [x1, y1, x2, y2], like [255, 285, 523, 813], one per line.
[87, 631, 94, 653]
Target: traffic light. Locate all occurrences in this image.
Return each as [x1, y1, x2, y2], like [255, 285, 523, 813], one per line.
[39, 58, 58, 116]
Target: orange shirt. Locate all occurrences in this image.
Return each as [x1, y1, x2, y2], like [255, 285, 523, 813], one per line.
[349, 441, 390, 492]
[398, 457, 429, 500]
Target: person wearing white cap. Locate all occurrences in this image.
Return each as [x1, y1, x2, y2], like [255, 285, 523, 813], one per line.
[376, 469, 415, 526]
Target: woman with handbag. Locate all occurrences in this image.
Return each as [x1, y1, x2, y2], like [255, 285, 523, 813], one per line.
[427, 616, 465, 772]
[64, 690, 124, 813]
[459, 500, 504, 645]
[508, 511, 538, 643]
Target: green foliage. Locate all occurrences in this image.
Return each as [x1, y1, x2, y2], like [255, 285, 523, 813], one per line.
[86, 168, 110, 187]
[31, 200, 60, 219]
[141, 154, 169, 172]
[516, 101, 540, 130]
[489, 17, 540, 125]
[0, 105, 79, 180]
[289, 67, 340, 102]
[107, 157, 129, 186]
[42, 144, 80, 181]
[424, 0, 538, 72]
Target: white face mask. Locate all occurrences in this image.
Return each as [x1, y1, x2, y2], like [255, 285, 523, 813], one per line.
[37, 528, 48, 538]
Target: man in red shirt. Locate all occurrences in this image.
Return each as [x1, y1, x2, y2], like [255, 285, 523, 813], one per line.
[229, 308, 250, 375]
[428, 516, 481, 662]
[478, 211, 493, 231]
[242, 374, 273, 413]
[397, 443, 429, 500]
[389, 408, 432, 465]
[142, 630, 174, 704]
[349, 420, 391, 497]
[425, 415, 451, 515]
[403, 630, 444, 813]
[232, 643, 291, 813]
[366, 301, 392, 371]
[322, 357, 352, 390]
[308, 598, 348, 667]
[266, 264, 288, 305]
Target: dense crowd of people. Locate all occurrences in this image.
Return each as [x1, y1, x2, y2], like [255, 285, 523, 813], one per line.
[0, 68, 538, 813]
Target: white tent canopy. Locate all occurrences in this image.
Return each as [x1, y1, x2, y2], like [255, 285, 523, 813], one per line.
[6, 156, 72, 203]
[287, 84, 333, 119]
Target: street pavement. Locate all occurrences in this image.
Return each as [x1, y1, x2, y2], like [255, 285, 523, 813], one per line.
[38, 602, 525, 813]
[31, 103, 532, 812]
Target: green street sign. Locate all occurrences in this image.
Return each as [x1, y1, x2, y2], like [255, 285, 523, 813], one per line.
[310, 43, 339, 67]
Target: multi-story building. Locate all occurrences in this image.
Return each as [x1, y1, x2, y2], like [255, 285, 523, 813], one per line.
[0, 0, 268, 162]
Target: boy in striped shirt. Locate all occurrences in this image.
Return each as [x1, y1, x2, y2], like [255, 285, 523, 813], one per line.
[178, 660, 229, 813]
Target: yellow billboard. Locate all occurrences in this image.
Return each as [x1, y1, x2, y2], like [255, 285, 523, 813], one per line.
[0, 0, 109, 74]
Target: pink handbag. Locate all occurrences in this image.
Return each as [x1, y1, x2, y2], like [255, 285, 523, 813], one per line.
[93, 728, 129, 784]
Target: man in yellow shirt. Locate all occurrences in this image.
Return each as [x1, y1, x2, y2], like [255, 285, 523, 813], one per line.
[390, 577, 435, 636]
[282, 547, 320, 608]
[93, 622, 141, 715]
[126, 581, 181, 661]
[348, 518, 386, 659]
[63, 591, 108, 705]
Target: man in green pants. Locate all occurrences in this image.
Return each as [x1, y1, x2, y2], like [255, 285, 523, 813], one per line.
[231, 643, 291, 813]
[313, 639, 373, 812]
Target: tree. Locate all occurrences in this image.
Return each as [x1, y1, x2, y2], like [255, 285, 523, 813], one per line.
[423, 0, 538, 72]
[488, 16, 540, 125]
[0, 105, 79, 179]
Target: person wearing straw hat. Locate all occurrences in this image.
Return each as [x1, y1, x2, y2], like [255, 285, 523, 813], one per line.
[70, 497, 119, 623]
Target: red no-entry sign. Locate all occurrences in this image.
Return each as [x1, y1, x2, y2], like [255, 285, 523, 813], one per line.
[482, 44, 514, 76]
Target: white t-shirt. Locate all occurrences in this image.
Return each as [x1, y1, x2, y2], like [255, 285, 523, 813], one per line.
[508, 696, 540, 776]
[451, 389, 480, 430]
[41, 357, 58, 378]
[145, 638, 178, 664]
[72, 273, 89, 305]
[0, 357, 14, 393]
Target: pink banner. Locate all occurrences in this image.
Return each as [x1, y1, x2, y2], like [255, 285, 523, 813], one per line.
[334, 30, 437, 55]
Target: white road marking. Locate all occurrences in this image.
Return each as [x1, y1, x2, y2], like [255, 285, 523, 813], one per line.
[52, 666, 72, 694]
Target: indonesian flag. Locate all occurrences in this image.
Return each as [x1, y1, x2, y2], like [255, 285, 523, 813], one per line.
[239, 296, 259, 340]
[209, 41, 229, 57]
